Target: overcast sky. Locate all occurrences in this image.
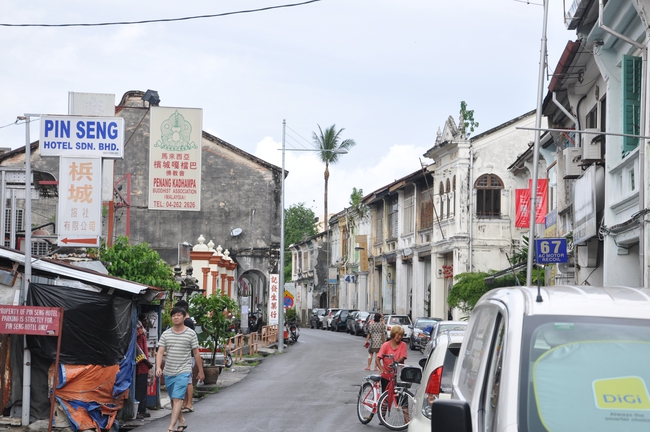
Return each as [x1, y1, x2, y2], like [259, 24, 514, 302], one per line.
[0, 0, 574, 221]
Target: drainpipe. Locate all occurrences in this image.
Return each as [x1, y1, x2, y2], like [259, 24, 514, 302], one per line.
[468, 146, 474, 272]
[599, 0, 647, 285]
[552, 92, 578, 130]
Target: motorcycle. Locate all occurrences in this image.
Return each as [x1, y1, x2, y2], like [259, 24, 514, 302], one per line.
[285, 320, 300, 344]
[248, 309, 265, 334]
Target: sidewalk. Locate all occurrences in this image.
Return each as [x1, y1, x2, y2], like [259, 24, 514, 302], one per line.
[122, 350, 274, 430]
[0, 348, 275, 432]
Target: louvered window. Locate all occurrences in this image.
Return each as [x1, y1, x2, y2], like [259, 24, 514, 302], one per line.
[388, 196, 398, 240]
[419, 188, 433, 229]
[375, 203, 384, 243]
[623, 55, 642, 152]
[403, 188, 414, 234]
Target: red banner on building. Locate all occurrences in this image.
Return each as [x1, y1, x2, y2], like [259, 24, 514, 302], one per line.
[515, 179, 548, 228]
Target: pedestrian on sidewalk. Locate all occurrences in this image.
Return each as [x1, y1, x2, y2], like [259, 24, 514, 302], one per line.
[364, 313, 384, 371]
[135, 314, 153, 419]
[174, 300, 197, 413]
[156, 306, 204, 432]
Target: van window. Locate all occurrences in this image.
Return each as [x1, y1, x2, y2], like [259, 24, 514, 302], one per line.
[520, 316, 650, 432]
[484, 316, 505, 432]
[457, 305, 499, 402]
[440, 346, 460, 394]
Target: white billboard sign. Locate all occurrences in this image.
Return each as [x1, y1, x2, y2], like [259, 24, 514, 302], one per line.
[39, 115, 124, 158]
[57, 157, 102, 247]
[148, 107, 202, 211]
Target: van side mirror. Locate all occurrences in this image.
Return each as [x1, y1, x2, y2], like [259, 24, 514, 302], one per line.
[418, 358, 427, 369]
[399, 366, 421, 384]
[430, 399, 472, 432]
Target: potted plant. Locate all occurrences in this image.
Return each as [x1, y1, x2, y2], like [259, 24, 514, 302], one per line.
[189, 291, 239, 383]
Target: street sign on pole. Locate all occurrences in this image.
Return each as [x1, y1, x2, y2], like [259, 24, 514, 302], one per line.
[535, 238, 568, 264]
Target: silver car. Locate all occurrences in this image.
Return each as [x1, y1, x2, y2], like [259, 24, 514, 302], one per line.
[408, 329, 466, 432]
[422, 321, 467, 358]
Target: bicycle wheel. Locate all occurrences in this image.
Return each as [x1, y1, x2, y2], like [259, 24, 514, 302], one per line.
[356, 382, 375, 424]
[377, 388, 415, 431]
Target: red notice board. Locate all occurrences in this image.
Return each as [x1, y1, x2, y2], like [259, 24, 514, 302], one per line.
[0, 306, 62, 336]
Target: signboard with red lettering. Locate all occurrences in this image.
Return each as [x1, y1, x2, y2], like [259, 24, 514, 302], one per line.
[0, 306, 62, 336]
[268, 274, 279, 325]
[57, 157, 102, 247]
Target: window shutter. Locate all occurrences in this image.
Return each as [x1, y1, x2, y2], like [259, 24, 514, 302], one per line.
[622, 55, 642, 152]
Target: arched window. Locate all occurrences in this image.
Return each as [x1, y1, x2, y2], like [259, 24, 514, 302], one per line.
[453, 175, 456, 191]
[475, 174, 503, 218]
[446, 179, 451, 193]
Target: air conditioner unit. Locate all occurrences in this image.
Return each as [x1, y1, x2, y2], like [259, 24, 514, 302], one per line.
[581, 128, 602, 160]
[563, 147, 582, 178]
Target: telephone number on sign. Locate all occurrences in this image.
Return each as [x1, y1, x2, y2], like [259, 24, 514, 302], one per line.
[166, 201, 196, 209]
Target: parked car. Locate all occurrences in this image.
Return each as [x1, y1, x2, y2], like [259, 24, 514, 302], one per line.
[309, 308, 326, 329]
[323, 308, 341, 330]
[331, 309, 358, 332]
[409, 316, 442, 351]
[422, 320, 467, 358]
[430, 286, 650, 432]
[350, 311, 370, 336]
[384, 314, 413, 342]
[406, 328, 465, 432]
[346, 310, 359, 334]
[361, 312, 375, 335]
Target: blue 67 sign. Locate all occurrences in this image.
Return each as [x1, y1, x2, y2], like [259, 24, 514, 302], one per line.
[535, 238, 568, 264]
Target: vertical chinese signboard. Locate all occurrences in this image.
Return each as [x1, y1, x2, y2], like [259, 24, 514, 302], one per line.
[268, 274, 279, 325]
[57, 157, 102, 246]
[148, 107, 202, 211]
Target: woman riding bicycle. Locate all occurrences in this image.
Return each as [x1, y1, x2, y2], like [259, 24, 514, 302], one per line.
[376, 325, 408, 392]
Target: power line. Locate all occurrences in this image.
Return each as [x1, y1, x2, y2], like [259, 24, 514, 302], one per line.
[0, 0, 322, 28]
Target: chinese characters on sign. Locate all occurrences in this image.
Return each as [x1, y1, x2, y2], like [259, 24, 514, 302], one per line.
[0, 306, 61, 335]
[268, 274, 279, 325]
[148, 107, 202, 211]
[57, 157, 102, 246]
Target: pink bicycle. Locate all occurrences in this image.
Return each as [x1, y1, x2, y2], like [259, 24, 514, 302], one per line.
[356, 355, 415, 430]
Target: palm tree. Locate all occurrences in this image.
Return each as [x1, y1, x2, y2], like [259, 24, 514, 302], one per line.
[312, 124, 356, 228]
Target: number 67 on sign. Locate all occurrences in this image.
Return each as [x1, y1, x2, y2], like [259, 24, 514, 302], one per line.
[534, 238, 568, 264]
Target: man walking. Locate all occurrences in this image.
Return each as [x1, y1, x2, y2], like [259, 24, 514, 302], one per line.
[156, 306, 205, 432]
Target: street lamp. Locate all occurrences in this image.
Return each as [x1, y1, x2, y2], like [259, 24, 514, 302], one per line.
[278, 119, 347, 353]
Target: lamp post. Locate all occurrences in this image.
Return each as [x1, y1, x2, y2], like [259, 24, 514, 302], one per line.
[278, 120, 347, 352]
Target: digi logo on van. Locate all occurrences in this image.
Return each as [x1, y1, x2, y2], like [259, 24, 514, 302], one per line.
[593, 377, 650, 410]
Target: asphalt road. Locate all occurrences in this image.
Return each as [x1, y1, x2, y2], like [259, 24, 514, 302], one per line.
[134, 327, 425, 432]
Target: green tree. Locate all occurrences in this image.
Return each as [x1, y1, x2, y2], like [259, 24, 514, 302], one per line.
[312, 124, 356, 226]
[189, 291, 239, 366]
[99, 236, 179, 290]
[349, 187, 369, 220]
[284, 203, 318, 281]
[459, 101, 479, 138]
[448, 266, 543, 315]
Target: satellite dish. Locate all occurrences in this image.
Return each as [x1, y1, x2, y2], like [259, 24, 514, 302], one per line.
[231, 228, 243, 237]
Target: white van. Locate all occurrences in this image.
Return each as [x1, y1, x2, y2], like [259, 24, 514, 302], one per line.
[431, 286, 650, 432]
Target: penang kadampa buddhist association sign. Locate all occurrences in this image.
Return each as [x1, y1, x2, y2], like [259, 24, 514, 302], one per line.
[39, 115, 125, 158]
